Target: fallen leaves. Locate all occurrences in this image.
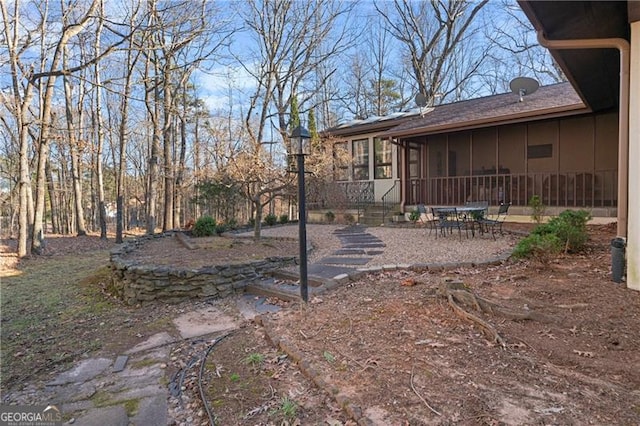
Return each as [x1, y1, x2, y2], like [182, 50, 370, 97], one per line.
[401, 278, 418, 286]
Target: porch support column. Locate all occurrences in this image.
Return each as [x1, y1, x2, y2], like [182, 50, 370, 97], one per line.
[399, 140, 407, 212]
[627, 20, 640, 291]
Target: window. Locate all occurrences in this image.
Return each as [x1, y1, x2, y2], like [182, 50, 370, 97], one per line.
[528, 144, 553, 159]
[352, 139, 369, 180]
[333, 142, 349, 181]
[374, 138, 392, 179]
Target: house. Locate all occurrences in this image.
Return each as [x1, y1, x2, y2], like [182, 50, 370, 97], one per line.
[321, 1, 639, 290]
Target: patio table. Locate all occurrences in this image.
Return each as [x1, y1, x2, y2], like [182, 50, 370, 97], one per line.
[431, 206, 487, 237]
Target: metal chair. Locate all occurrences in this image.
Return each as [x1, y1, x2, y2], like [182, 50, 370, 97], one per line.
[431, 207, 465, 239]
[478, 203, 510, 239]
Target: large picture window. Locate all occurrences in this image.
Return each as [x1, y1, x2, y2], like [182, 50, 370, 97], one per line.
[352, 139, 369, 180]
[333, 142, 349, 181]
[374, 138, 392, 179]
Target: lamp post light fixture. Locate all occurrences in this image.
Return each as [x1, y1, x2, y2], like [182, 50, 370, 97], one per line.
[289, 125, 311, 302]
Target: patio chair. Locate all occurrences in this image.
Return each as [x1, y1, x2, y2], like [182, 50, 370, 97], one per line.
[464, 201, 489, 236]
[431, 207, 465, 239]
[478, 203, 510, 239]
[417, 204, 437, 235]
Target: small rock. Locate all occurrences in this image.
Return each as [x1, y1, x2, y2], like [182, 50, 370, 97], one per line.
[160, 363, 167, 369]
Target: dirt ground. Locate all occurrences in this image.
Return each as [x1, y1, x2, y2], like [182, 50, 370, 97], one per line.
[2, 224, 640, 425]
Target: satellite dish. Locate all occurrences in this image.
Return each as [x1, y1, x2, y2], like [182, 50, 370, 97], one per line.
[414, 93, 428, 108]
[510, 77, 539, 102]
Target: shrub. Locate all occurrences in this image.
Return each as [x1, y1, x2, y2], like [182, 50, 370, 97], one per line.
[514, 209, 591, 259]
[529, 195, 546, 224]
[248, 217, 255, 227]
[192, 216, 217, 237]
[279, 214, 289, 224]
[535, 209, 591, 253]
[324, 211, 335, 223]
[226, 218, 238, 230]
[264, 213, 278, 226]
[215, 222, 228, 235]
[408, 209, 420, 222]
[343, 213, 355, 224]
[512, 233, 562, 262]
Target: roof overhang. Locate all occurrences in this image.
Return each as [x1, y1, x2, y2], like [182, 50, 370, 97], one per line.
[518, 1, 630, 111]
[385, 103, 588, 140]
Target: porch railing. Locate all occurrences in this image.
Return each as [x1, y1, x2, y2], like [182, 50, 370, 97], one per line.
[381, 180, 401, 223]
[407, 170, 617, 208]
[307, 181, 374, 212]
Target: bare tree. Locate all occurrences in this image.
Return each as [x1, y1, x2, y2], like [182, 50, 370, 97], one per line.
[0, 0, 37, 256]
[375, 0, 489, 106]
[482, 0, 564, 92]
[92, 1, 108, 239]
[141, 0, 233, 233]
[236, 0, 357, 236]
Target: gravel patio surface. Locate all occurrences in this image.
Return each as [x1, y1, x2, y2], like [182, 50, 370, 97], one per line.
[245, 223, 520, 268]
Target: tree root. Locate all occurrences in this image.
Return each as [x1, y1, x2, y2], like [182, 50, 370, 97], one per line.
[437, 280, 546, 348]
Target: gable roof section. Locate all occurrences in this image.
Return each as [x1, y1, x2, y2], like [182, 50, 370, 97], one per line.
[384, 82, 586, 139]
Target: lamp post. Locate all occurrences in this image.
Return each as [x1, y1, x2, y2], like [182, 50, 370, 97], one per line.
[289, 125, 311, 302]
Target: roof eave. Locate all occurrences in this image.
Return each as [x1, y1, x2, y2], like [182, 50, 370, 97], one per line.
[384, 104, 590, 139]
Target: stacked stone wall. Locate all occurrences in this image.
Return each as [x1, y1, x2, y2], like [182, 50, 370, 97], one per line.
[109, 232, 296, 305]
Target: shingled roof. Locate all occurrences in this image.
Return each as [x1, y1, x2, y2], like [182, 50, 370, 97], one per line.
[385, 82, 586, 139]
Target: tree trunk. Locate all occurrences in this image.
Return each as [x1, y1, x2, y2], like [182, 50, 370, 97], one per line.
[45, 160, 59, 234]
[162, 70, 174, 231]
[63, 47, 87, 237]
[2, 1, 35, 257]
[94, 8, 107, 240]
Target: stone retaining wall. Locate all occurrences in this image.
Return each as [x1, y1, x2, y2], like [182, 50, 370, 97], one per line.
[109, 231, 297, 305]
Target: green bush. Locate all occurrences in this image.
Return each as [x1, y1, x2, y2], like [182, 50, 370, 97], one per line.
[324, 211, 335, 223]
[279, 214, 289, 224]
[343, 213, 355, 224]
[192, 215, 217, 237]
[529, 195, 546, 224]
[408, 209, 420, 222]
[226, 218, 238, 230]
[534, 209, 591, 253]
[215, 222, 228, 235]
[248, 217, 255, 227]
[264, 213, 278, 226]
[512, 233, 562, 262]
[514, 209, 591, 259]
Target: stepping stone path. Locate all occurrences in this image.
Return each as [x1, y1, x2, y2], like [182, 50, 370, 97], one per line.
[318, 225, 386, 269]
[19, 303, 268, 426]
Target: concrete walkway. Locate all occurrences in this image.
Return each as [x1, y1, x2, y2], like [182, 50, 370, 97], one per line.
[30, 227, 376, 425]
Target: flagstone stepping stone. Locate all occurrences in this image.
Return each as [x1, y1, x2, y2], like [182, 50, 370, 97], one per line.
[343, 243, 385, 248]
[332, 249, 366, 255]
[319, 257, 372, 265]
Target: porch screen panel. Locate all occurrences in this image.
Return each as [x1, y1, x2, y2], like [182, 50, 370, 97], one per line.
[374, 138, 392, 179]
[428, 135, 446, 177]
[471, 128, 497, 203]
[498, 124, 526, 205]
[472, 128, 497, 174]
[594, 111, 618, 206]
[448, 131, 471, 176]
[498, 124, 525, 173]
[559, 116, 593, 171]
[352, 139, 369, 180]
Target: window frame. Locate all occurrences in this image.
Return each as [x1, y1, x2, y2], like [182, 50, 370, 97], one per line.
[374, 137, 392, 179]
[352, 138, 370, 181]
